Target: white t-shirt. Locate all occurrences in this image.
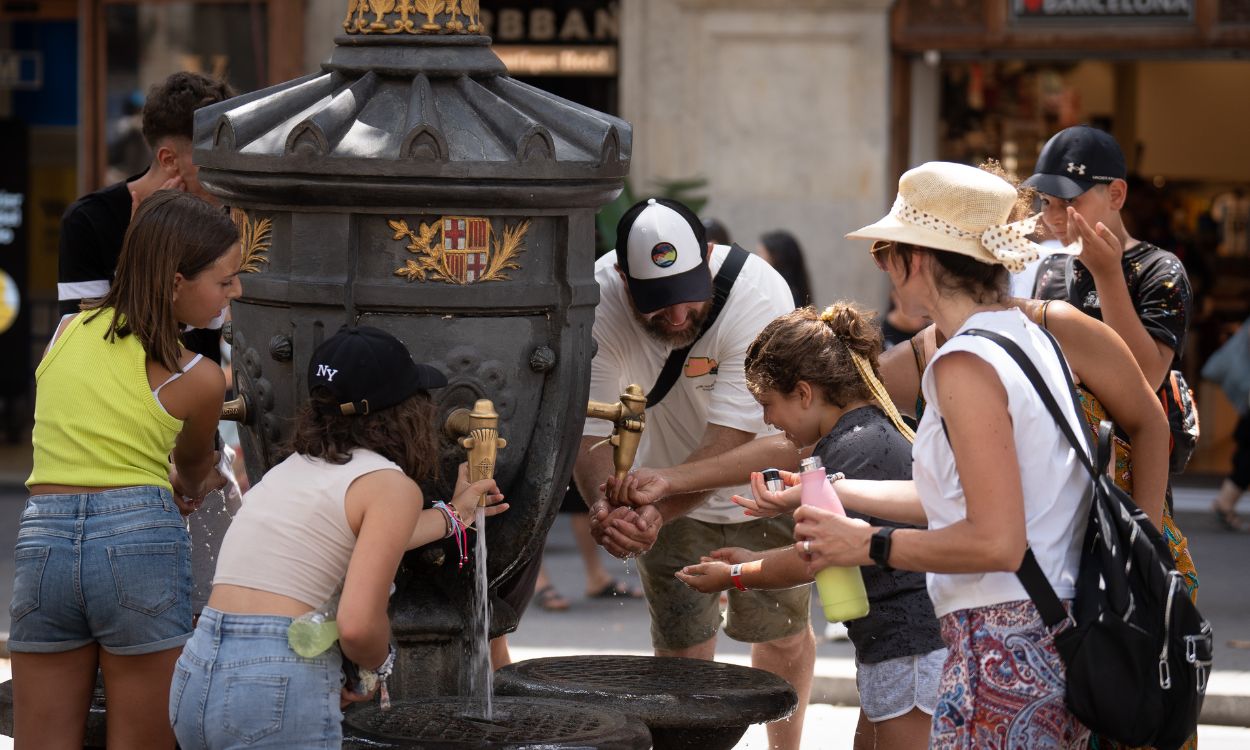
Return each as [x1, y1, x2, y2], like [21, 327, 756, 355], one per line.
[912, 308, 1091, 617]
[585, 245, 794, 524]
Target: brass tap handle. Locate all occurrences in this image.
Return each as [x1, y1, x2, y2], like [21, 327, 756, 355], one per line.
[221, 395, 249, 424]
[585, 384, 647, 483]
[443, 399, 507, 507]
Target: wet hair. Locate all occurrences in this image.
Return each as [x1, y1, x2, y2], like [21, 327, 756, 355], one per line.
[84, 190, 239, 373]
[746, 303, 914, 441]
[141, 72, 235, 147]
[759, 230, 813, 307]
[288, 389, 441, 482]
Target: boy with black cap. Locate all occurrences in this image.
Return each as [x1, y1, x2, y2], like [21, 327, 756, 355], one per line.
[1027, 129, 1202, 750]
[1026, 125, 1193, 393]
[572, 198, 813, 749]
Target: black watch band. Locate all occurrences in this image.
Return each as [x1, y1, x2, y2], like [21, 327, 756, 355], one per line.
[869, 526, 896, 572]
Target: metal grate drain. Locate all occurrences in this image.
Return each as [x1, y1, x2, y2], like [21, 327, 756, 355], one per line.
[344, 697, 649, 747]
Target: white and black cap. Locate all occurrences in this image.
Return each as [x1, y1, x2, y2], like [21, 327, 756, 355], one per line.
[615, 198, 711, 314]
[1023, 125, 1127, 200]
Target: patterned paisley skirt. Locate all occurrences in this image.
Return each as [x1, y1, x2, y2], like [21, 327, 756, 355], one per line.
[931, 600, 1089, 750]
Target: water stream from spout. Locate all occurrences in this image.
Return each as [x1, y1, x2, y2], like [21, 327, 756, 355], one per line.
[464, 505, 493, 719]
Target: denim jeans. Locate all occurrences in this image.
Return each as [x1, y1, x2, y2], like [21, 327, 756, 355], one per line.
[171, 607, 344, 749]
[9, 486, 192, 654]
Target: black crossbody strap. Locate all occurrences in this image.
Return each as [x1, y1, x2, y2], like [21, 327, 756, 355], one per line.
[957, 327, 1098, 629]
[646, 243, 750, 408]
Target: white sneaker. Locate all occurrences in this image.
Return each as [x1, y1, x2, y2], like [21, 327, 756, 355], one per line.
[824, 622, 849, 642]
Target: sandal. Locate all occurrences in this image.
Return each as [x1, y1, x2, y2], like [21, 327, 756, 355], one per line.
[535, 584, 571, 611]
[1213, 502, 1245, 532]
[588, 578, 644, 600]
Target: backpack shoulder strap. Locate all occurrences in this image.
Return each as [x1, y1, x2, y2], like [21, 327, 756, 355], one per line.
[646, 243, 750, 408]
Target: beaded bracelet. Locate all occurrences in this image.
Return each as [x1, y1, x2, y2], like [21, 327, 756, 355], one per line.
[433, 501, 469, 569]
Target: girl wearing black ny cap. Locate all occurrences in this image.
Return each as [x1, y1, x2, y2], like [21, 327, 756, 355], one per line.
[171, 326, 507, 750]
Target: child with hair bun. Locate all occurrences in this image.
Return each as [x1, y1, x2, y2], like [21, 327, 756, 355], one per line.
[677, 302, 945, 750]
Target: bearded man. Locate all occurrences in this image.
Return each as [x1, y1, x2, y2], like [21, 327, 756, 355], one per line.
[573, 198, 812, 749]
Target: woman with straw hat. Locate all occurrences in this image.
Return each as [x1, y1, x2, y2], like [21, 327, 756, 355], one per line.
[792, 161, 1092, 747]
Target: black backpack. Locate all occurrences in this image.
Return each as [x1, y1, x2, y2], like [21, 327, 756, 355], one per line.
[960, 328, 1213, 750]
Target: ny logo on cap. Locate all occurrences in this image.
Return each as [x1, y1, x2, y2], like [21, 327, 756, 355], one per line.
[1067, 162, 1087, 176]
[316, 364, 339, 382]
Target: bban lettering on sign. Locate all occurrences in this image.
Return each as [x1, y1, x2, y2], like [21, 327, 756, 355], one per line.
[479, 3, 619, 44]
[1013, 0, 1192, 19]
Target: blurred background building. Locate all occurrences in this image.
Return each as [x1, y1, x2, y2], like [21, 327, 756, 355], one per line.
[1, 0, 1248, 473]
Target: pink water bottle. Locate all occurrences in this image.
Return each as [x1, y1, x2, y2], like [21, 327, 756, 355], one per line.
[799, 456, 870, 622]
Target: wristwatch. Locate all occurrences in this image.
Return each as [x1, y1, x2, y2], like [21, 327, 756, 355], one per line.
[869, 527, 896, 572]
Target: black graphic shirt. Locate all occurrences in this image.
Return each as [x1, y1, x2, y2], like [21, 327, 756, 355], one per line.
[1032, 241, 1192, 364]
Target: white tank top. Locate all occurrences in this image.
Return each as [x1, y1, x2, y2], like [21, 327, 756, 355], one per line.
[911, 309, 1091, 617]
[213, 448, 404, 607]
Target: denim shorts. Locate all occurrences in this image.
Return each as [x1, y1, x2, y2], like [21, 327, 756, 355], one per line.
[171, 608, 344, 749]
[9, 486, 192, 655]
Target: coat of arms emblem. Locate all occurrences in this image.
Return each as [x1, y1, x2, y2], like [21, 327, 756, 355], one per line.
[389, 215, 528, 284]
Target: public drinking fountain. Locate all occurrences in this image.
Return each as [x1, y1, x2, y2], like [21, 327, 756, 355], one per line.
[0, 5, 797, 746]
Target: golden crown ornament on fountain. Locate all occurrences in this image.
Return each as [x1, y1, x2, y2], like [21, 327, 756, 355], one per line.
[343, 0, 483, 35]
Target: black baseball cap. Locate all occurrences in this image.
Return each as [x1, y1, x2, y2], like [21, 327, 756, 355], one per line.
[307, 326, 447, 416]
[1023, 126, 1127, 200]
[615, 198, 711, 315]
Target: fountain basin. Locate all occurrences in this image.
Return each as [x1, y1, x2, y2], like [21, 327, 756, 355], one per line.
[343, 696, 651, 749]
[494, 656, 799, 750]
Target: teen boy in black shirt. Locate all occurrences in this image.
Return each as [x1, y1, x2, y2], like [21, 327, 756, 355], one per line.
[58, 71, 235, 360]
[1027, 125, 1193, 392]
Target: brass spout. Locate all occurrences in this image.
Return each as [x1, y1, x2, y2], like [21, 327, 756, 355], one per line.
[221, 395, 249, 424]
[585, 384, 647, 483]
[443, 399, 507, 507]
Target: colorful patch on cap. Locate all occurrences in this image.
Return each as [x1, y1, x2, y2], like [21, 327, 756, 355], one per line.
[651, 242, 677, 268]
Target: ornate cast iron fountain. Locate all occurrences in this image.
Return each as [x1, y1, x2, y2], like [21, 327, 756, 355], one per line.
[198, 4, 645, 746]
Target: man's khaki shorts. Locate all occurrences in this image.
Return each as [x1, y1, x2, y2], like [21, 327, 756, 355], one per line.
[637, 515, 811, 651]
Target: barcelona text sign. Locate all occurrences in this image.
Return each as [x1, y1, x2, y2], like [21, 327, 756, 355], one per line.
[1012, 0, 1192, 21]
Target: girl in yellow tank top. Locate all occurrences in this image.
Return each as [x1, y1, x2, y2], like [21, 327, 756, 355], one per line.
[12, 191, 242, 749]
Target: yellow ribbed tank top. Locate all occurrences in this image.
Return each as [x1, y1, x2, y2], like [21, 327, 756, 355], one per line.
[27, 309, 183, 490]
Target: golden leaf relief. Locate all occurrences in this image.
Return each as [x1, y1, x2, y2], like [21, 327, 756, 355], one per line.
[390, 216, 527, 284]
[232, 208, 272, 274]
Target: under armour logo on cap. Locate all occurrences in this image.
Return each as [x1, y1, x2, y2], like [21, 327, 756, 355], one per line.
[1024, 126, 1126, 200]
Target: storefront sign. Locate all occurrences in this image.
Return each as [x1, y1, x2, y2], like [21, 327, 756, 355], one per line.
[480, 3, 619, 43]
[494, 45, 617, 76]
[0, 119, 30, 396]
[1012, 0, 1193, 21]
[0, 191, 22, 247]
[0, 51, 42, 90]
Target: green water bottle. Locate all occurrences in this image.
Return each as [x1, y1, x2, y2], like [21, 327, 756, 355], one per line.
[799, 456, 870, 622]
[288, 595, 340, 658]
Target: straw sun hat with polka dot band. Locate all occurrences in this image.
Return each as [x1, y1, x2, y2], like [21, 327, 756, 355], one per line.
[846, 161, 1078, 273]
